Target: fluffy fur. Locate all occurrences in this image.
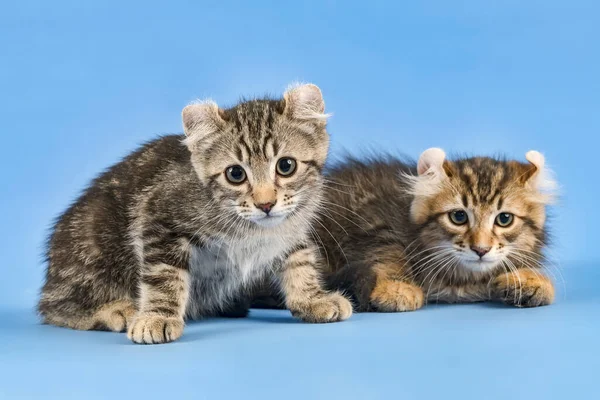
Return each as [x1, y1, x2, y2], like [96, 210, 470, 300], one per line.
[39, 84, 352, 344]
[254, 148, 557, 311]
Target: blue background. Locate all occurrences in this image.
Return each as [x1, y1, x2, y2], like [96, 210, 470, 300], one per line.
[1, 1, 598, 399]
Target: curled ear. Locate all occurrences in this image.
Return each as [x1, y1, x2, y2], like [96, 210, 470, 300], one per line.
[402, 147, 452, 203]
[181, 100, 226, 147]
[283, 83, 330, 122]
[523, 150, 545, 179]
[521, 150, 558, 197]
[417, 148, 453, 177]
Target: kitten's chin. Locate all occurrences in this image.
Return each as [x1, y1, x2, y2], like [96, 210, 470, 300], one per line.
[251, 215, 287, 228]
[459, 259, 500, 274]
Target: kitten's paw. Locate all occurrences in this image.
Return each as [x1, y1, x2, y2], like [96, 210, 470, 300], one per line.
[492, 270, 554, 308]
[370, 280, 424, 312]
[290, 292, 353, 323]
[127, 314, 184, 344]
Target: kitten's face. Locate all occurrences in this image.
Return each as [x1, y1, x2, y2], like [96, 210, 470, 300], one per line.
[409, 148, 555, 276]
[182, 84, 329, 229]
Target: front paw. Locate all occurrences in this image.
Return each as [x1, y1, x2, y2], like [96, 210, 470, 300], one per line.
[127, 314, 184, 344]
[491, 270, 554, 308]
[370, 280, 424, 312]
[290, 292, 353, 323]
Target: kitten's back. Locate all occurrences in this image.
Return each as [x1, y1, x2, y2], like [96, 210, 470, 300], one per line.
[324, 155, 416, 224]
[40, 135, 192, 323]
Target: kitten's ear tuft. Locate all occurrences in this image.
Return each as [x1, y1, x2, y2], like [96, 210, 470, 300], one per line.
[521, 150, 546, 184]
[402, 147, 450, 201]
[283, 83, 330, 122]
[525, 150, 545, 171]
[182, 101, 226, 145]
[417, 148, 447, 176]
[523, 150, 558, 202]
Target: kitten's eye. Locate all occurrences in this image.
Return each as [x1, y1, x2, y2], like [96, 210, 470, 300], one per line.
[495, 212, 514, 227]
[225, 165, 247, 184]
[449, 210, 468, 225]
[276, 157, 297, 177]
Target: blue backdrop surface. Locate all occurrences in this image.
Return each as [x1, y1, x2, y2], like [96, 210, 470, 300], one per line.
[0, 1, 598, 399]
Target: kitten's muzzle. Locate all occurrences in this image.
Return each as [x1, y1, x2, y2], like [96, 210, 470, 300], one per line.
[255, 201, 276, 215]
[470, 245, 491, 258]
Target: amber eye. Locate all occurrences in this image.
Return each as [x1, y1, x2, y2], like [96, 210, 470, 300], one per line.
[495, 212, 514, 227]
[225, 165, 247, 184]
[276, 157, 297, 177]
[449, 210, 468, 225]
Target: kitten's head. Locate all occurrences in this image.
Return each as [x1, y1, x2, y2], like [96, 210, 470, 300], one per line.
[406, 148, 557, 275]
[181, 83, 329, 229]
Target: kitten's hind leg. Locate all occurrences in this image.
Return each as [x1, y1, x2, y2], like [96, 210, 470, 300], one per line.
[92, 300, 137, 331]
[39, 299, 136, 332]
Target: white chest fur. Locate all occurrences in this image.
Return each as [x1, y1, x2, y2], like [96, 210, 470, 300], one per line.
[185, 232, 296, 318]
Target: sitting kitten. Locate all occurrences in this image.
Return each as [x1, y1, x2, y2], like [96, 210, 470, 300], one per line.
[38, 83, 352, 344]
[316, 148, 557, 311]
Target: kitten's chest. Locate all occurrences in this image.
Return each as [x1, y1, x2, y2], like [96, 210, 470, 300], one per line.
[185, 235, 293, 317]
[190, 237, 288, 278]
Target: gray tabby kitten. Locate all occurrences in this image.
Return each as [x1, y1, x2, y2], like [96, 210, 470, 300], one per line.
[39, 83, 352, 344]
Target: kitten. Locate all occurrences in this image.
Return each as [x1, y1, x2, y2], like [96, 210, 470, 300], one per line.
[318, 148, 557, 311]
[38, 83, 352, 344]
[254, 148, 557, 311]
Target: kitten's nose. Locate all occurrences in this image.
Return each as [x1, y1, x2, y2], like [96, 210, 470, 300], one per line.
[255, 201, 276, 215]
[471, 245, 491, 258]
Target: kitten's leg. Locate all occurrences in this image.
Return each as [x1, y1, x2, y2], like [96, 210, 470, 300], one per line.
[368, 263, 424, 312]
[127, 263, 189, 344]
[490, 268, 554, 307]
[334, 243, 424, 312]
[279, 246, 353, 323]
[39, 270, 136, 332]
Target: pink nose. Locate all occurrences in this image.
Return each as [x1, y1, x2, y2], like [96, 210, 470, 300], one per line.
[255, 202, 276, 215]
[471, 245, 491, 258]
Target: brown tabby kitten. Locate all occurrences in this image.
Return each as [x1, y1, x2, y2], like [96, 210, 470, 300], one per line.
[39, 84, 352, 344]
[254, 148, 557, 312]
[319, 148, 557, 311]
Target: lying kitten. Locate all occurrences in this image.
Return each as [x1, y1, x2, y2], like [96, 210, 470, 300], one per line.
[39, 84, 352, 344]
[317, 148, 557, 311]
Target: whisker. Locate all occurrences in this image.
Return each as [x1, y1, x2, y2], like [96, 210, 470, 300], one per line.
[424, 255, 456, 302]
[319, 200, 374, 227]
[319, 207, 369, 234]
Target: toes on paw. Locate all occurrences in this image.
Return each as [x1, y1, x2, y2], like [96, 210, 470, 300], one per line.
[291, 293, 353, 323]
[370, 281, 424, 312]
[127, 315, 184, 344]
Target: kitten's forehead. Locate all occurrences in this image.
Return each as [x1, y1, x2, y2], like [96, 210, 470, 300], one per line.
[198, 98, 328, 176]
[451, 157, 516, 206]
[225, 99, 283, 136]
[214, 100, 284, 163]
